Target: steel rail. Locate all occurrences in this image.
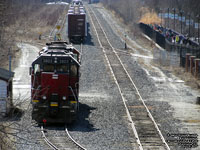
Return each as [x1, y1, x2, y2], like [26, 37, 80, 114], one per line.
[87, 5, 170, 150]
[49, 15, 62, 39]
[41, 126, 59, 150]
[80, 43, 83, 63]
[41, 125, 87, 150]
[41, 126, 87, 150]
[65, 127, 87, 150]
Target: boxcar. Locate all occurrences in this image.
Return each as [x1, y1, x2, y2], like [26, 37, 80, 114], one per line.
[72, 0, 83, 6]
[90, 0, 99, 3]
[67, 6, 87, 43]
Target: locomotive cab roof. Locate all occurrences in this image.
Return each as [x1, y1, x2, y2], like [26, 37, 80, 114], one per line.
[46, 41, 68, 46]
[32, 52, 80, 68]
[39, 42, 79, 56]
[34, 42, 80, 68]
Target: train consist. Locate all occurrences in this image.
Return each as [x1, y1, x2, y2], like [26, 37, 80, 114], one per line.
[30, 42, 80, 124]
[72, 0, 83, 5]
[67, 0, 87, 43]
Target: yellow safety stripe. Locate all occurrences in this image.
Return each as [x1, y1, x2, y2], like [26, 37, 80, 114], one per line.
[50, 103, 58, 107]
[70, 101, 77, 104]
[32, 100, 39, 103]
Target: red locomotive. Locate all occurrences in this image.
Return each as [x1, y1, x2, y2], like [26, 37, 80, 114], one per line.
[30, 42, 80, 124]
[67, 5, 87, 43]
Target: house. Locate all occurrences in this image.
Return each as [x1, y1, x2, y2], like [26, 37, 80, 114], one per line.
[0, 68, 14, 117]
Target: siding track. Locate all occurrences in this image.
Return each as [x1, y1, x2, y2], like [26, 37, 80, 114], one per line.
[86, 5, 170, 150]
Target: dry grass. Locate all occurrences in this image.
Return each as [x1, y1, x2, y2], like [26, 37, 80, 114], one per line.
[0, 4, 67, 69]
[172, 67, 200, 89]
[139, 7, 161, 25]
[155, 64, 200, 90]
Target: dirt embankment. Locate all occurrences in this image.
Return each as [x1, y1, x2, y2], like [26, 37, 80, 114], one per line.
[0, 4, 68, 69]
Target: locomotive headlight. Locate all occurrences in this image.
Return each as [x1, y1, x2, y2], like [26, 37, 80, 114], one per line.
[62, 96, 66, 100]
[42, 96, 47, 100]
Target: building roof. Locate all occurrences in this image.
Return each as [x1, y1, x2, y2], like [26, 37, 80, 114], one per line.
[0, 68, 14, 81]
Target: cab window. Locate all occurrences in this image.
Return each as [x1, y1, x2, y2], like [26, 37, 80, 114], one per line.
[43, 64, 54, 72]
[56, 64, 69, 73]
[72, 54, 78, 61]
[34, 64, 40, 74]
[71, 64, 78, 76]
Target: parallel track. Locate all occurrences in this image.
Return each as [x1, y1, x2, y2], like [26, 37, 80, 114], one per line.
[41, 126, 86, 150]
[87, 5, 170, 150]
[49, 6, 67, 41]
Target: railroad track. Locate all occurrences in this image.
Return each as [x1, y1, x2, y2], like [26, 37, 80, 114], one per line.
[37, 5, 67, 42]
[41, 125, 86, 150]
[86, 5, 170, 150]
[49, 6, 67, 41]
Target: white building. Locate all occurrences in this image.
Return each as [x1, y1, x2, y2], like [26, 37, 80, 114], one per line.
[0, 68, 14, 117]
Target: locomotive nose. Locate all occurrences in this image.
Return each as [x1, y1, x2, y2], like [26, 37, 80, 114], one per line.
[50, 108, 58, 116]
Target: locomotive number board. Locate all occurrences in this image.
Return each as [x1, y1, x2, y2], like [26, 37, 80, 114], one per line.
[43, 58, 70, 64]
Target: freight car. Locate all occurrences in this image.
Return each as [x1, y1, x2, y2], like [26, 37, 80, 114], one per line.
[67, 5, 87, 43]
[72, 0, 83, 6]
[89, 0, 99, 4]
[30, 41, 80, 124]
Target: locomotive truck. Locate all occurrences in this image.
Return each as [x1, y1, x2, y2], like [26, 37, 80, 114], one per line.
[30, 42, 80, 124]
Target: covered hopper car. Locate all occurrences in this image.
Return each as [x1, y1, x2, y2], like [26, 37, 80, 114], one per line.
[30, 41, 80, 124]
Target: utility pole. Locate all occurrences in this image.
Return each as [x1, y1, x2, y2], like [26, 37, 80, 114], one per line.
[188, 14, 191, 38]
[160, 8, 162, 27]
[8, 48, 12, 77]
[124, 34, 127, 50]
[180, 10, 184, 67]
[168, 8, 169, 28]
[0, 0, 5, 43]
[180, 11, 184, 34]
[172, 8, 176, 31]
[197, 15, 200, 44]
